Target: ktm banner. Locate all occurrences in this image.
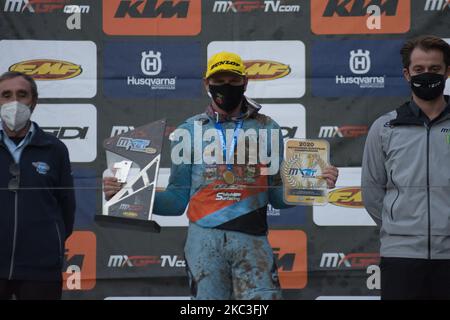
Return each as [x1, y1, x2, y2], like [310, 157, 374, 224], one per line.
[268, 230, 307, 289]
[311, 0, 410, 35]
[63, 231, 97, 291]
[103, 0, 201, 35]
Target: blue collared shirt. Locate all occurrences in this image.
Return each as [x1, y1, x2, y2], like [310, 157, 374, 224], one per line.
[0, 122, 36, 163]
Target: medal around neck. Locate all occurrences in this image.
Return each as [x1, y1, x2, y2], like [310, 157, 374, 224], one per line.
[96, 120, 166, 232]
[223, 170, 236, 184]
[281, 139, 329, 206]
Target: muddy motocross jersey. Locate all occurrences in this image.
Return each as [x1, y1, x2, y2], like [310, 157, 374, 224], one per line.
[154, 99, 290, 235]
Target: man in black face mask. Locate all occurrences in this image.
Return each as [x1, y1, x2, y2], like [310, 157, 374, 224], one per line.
[362, 35, 450, 300]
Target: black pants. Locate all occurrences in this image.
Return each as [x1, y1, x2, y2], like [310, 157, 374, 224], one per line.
[381, 257, 450, 300]
[0, 279, 62, 300]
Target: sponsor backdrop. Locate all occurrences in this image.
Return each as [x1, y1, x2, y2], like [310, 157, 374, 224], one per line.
[0, 0, 448, 300]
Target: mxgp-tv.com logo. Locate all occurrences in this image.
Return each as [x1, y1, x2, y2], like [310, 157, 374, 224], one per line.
[319, 252, 380, 269]
[212, 0, 301, 13]
[169, 123, 281, 175]
[3, 0, 90, 13]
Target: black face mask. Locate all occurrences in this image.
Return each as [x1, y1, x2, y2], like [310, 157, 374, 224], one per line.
[410, 72, 446, 101]
[208, 84, 245, 113]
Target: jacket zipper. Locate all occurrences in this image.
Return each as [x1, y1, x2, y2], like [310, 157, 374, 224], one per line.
[390, 170, 400, 221]
[8, 192, 18, 280]
[426, 125, 431, 260]
[55, 222, 63, 263]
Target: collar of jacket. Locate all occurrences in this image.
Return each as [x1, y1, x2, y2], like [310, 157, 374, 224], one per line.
[205, 96, 262, 123]
[0, 121, 53, 148]
[0, 121, 52, 148]
[390, 95, 450, 126]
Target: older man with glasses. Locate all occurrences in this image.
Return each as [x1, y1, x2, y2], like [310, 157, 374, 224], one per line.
[0, 71, 75, 300]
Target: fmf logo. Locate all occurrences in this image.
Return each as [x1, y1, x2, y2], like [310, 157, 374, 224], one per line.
[328, 187, 363, 208]
[268, 230, 307, 289]
[103, 0, 201, 35]
[311, 0, 410, 34]
[63, 231, 96, 290]
[244, 60, 291, 81]
[320, 252, 380, 269]
[212, 0, 301, 13]
[318, 126, 368, 138]
[9, 59, 82, 80]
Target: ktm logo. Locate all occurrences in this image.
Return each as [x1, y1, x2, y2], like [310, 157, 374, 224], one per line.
[244, 60, 291, 81]
[268, 230, 307, 289]
[103, 0, 201, 35]
[114, 0, 189, 18]
[329, 187, 363, 208]
[9, 59, 82, 80]
[63, 231, 96, 291]
[311, 0, 410, 35]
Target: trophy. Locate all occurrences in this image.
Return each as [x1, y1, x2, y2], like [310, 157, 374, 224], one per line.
[95, 119, 166, 232]
[281, 139, 330, 206]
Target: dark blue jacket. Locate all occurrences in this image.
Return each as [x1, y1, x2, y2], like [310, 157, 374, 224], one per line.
[0, 122, 75, 281]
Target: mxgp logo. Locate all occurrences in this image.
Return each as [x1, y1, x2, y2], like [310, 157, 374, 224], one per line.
[320, 252, 380, 269]
[111, 126, 135, 137]
[4, 0, 65, 13]
[108, 255, 185, 268]
[212, 1, 301, 13]
[349, 49, 371, 74]
[3, 0, 90, 14]
[318, 126, 368, 138]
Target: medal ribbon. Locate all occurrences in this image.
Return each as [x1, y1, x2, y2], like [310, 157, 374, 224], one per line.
[215, 120, 243, 171]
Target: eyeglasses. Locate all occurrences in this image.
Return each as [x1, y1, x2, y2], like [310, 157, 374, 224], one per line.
[8, 163, 20, 192]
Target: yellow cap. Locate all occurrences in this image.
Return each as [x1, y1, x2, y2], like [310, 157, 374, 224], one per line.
[205, 52, 246, 79]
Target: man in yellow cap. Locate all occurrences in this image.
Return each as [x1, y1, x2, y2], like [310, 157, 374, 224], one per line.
[104, 52, 339, 299]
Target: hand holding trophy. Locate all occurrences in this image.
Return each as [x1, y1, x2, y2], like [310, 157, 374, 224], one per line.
[281, 139, 330, 206]
[96, 119, 166, 232]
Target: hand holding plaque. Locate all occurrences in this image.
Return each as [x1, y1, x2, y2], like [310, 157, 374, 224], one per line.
[281, 139, 330, 206]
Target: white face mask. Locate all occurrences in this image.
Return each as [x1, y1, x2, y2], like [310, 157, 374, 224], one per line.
[0, 101, 32, 132]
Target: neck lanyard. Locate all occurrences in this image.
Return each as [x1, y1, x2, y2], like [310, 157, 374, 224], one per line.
[214, 120, 243, 170]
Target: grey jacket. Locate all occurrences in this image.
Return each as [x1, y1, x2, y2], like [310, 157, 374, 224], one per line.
[362, 98, 450, 259]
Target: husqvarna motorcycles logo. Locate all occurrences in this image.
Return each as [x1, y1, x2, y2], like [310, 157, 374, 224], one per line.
[349, 50, 371, 75]
[141, 51, 162, 76]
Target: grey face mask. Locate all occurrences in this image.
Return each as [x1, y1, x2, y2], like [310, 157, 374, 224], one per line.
[0, 101, 32, 132]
